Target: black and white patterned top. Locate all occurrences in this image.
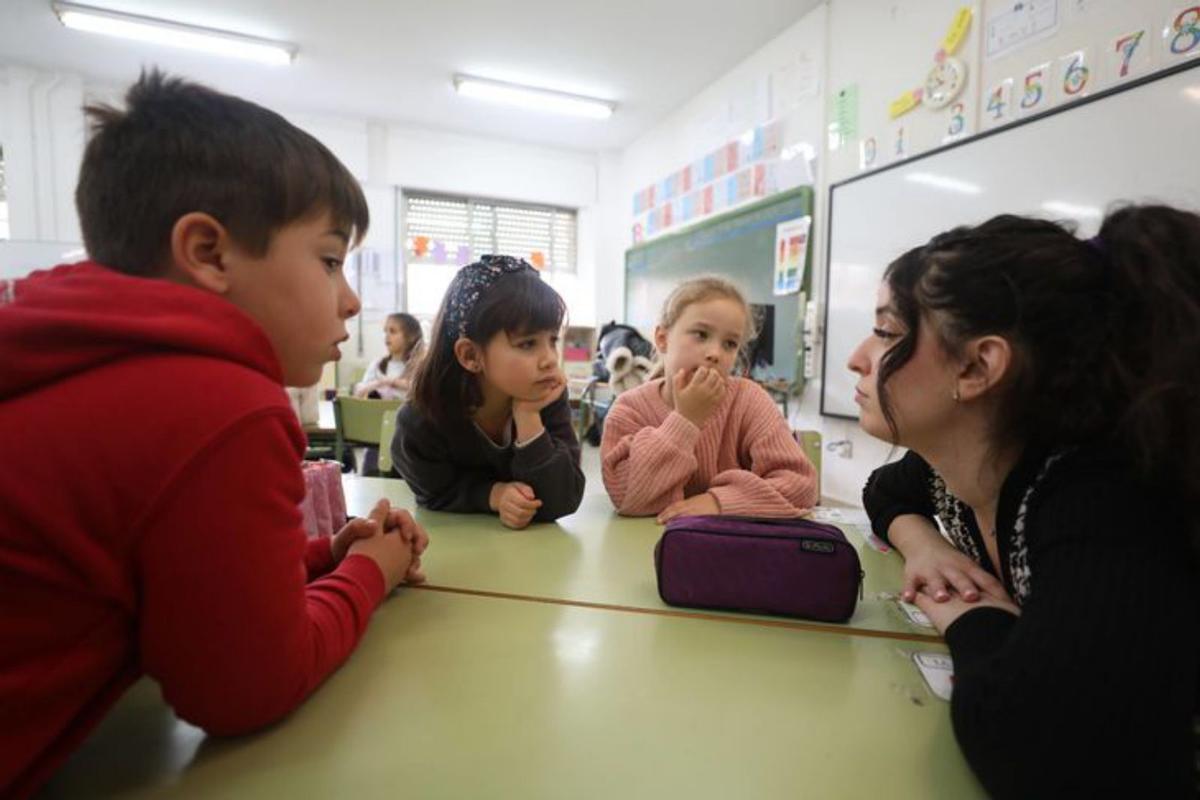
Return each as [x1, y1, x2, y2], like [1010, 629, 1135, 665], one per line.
[924, 451, 1066, 605]
[862, 444, 1198, 797]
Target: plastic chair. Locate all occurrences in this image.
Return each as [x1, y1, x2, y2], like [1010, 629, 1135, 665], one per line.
[794, 429, 822, 501]
[378, 406, 399, 476]
[333, 397, 403, 468]
[337, 362, 368, 396]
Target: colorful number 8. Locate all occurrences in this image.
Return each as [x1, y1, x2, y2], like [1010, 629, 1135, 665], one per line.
[1171, 7, 1200, 55]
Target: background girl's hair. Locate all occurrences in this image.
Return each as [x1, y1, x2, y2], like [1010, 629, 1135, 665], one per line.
[409, 269, 566, 427]
[378, 312, 424, 373]
[656, 275, 759, 373]
[877, 204, 1200, 530]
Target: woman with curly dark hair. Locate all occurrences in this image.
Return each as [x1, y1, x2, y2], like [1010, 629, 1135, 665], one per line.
[852, 205, 1199, 798]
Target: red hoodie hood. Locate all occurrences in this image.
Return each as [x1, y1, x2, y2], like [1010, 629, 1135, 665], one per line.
[0, 261, 282, 401]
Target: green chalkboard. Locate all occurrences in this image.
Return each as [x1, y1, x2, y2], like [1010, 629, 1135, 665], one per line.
[624, 186, 814, 385]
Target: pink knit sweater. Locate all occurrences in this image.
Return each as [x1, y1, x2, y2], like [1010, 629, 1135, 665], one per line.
[600, 377, 818, 517]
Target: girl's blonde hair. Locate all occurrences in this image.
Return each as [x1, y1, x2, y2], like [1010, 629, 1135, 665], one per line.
[652, 276, 759, 378]
[658, 275, 757, 343]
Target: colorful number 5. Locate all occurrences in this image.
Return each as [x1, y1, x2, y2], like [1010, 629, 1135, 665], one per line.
[1020, 66, 1046, 110]
[1169, 6, 1200, 56]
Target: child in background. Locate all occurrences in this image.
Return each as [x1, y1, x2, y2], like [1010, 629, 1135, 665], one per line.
[354, 312, 424, 399]
[853, 206, 1199, 797]
[0, 71, 427, 798]
[601, 276, 817, 521]
[393, 255, 585, 529]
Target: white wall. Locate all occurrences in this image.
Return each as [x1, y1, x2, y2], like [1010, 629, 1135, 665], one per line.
[0, 62, 604, 375]
[606, 0, 1191, 504]
[0, 64, 86, 277]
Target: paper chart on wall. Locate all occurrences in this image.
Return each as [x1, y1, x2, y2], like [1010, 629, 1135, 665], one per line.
[773, 216, 810, 296]
[986, 0, 1060, 60]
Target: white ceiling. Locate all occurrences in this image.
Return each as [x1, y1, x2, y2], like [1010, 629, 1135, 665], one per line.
[0, 0, 821, 152]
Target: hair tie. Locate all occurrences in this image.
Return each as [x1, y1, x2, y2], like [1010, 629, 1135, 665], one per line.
[442, 255, 537, 338]
[1084, 234, 1107, 256]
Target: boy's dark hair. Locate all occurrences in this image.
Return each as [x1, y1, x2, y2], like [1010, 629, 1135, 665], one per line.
[76, 69, 368, 276]
[877, 205, 1200, 538]
[409, 266, 566, 427]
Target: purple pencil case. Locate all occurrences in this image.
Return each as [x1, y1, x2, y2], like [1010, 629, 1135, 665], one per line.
[654, 515, 863, 623]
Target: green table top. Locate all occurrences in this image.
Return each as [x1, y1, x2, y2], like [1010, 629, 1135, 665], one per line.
[41, 589, 982, 799]
[344, 478, 938, 642]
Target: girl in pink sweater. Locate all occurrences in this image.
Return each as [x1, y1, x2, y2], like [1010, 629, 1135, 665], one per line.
[601, 277, 818, 521]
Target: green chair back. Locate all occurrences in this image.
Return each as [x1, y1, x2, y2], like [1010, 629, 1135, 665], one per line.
[795, 429, 822, 501]
[333, 397, 403, 465]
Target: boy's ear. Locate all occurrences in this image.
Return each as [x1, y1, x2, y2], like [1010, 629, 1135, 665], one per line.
[653, 325, 669, 354]
[168, 212, 234, 293]
[453, 338, 484, 373]
[955, 335, 1012, 402]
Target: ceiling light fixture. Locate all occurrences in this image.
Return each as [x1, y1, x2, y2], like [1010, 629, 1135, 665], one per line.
[453, 74, 614, 119]
[52, 2, 297, 66]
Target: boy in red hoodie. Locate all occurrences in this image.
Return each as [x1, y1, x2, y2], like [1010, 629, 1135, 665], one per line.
[0, 70, 428, 798]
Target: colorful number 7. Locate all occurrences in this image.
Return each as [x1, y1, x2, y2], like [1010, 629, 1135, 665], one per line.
[1114, 31, 1144, 78]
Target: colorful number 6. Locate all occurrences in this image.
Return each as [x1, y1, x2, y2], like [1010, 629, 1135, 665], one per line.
[1062, 53, 1090, 96]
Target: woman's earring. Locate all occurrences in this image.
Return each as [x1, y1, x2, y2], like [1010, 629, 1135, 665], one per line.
[952, 387, 961, 402]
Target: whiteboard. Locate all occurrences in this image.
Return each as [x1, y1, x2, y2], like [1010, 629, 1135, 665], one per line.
[820, 61, 1200, 419]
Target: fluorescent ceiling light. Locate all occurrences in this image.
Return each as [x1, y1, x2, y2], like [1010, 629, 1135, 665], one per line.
[53, 2, 296, 65]
[1042, 201, 1102, 219]
[904, 172, 982, 195]
[453, 75, 614, 119]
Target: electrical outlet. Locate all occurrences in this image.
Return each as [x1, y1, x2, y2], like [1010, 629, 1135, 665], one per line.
[826, 439, 854, 459]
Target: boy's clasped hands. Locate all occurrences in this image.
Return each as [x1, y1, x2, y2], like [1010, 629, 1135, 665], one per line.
[332, 499, 429, 589]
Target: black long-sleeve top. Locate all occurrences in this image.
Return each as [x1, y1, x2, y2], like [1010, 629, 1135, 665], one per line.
[391, 391, 585, 522]
[863, 445, 1199, 798]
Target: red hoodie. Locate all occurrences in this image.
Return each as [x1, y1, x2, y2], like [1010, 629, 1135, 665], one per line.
[0, 262, 387, 798]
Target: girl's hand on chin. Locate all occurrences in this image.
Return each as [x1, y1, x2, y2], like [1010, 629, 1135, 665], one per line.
[513, 371, 566, 416]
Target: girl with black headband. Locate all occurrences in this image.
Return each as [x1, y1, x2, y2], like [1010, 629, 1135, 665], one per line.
[851, 205, 1199, 798]
[392, 255, 585, 528]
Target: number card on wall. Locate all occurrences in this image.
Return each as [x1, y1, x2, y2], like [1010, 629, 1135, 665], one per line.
[1058, 48, 1093, 101]
[1164, 5, 1200, 62]
[1018, 62, 1051, 115]
[982, 77, 1014, 130]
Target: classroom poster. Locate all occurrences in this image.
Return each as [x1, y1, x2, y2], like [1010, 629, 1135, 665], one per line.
[773, 216, 811, 296]
[985, 0, 1059, 60]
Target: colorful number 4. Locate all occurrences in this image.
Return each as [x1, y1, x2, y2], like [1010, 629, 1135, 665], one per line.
[987, 79, 1013, 123]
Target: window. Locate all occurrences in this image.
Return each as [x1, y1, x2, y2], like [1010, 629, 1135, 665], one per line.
[0, 146, 9, 241]
[402, 191, 578, 317]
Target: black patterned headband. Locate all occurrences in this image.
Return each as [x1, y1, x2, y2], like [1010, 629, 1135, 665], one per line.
[443, 255, 538, 338]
